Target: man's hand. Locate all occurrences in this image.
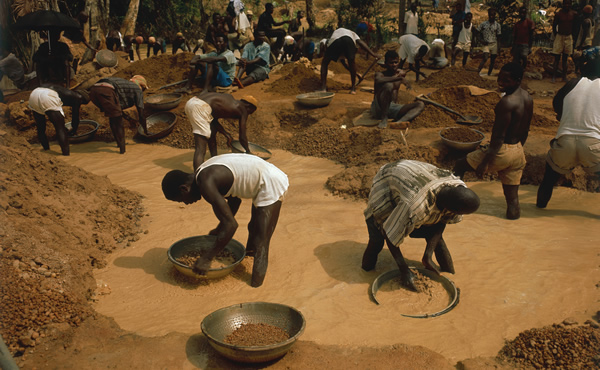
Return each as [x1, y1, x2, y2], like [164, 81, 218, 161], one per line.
[399, 268, 421, 292]
[192, 257, 212, 275]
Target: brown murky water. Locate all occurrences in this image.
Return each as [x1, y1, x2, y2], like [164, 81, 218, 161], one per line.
[62, 139, 600, 363]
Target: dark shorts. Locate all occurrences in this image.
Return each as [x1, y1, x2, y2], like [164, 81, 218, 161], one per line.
[246, 65, 269, 82]
[90, 86, 122, 118]
[511, 44, 530, 58]
[324, 36, 357, 62]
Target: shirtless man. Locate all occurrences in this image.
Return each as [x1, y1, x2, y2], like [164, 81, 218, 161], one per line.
[161, 154, 289, 287]
[454, 62, 533, 220]
[551, 0, 577, 82]
[372, 50, 425, 129]
[184, 92, 258, 170]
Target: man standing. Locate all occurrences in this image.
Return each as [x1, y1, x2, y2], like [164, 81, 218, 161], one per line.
[89, 75, 148, 154]
[404, 3, 419, 36]
[235, 30, 271, 88]
[476, 8, 502, 76]
[362, 160, 480, 292]
[33, 31, 73, 87]
[184, 92, 258, 170]
[454, 63, 533, 220]
[536, 47, 600, 208]
[452, 12, 473, 67]
[319, 27, 380, 94]
[28, 85, 90, 156]
[256, 3, 290, 58]
[551, 0, 577, 82]
[450, 3, 466, 48]
[179, 35, 237, 93]
[161, 154, 289, 288]
[372, 50, 425, 129]
[512, 7, 535, 69]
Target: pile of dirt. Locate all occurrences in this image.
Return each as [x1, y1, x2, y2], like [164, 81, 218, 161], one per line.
[0, 127, 146, 358]
[497, 321, 600, 369]
[267, 62, 350, 95]
[112, 52, 193, 91]
[419, 68, 498, 89]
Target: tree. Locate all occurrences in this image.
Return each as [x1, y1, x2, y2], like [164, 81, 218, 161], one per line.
[398, 0, 407, 35]
[120, 0, 139, 36]
[306, 0, 315, 30]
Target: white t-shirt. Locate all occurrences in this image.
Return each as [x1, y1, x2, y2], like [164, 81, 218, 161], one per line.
[398, 34, 429, 63]
[196, 154, 289, 207]
[404, 11, 418, 34]
[327, 28, 360, 47]
[556, 78, 600, 140]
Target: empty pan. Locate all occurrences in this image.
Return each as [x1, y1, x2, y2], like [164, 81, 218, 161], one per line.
[416, 95, 482, 125]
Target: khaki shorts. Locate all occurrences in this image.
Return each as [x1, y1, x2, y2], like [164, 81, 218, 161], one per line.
[552, 34, 573, 55]
[185, 97, 213, 138]
[455, 41, 471, 53]
[467, 142, 526, 185]
[546, 135, 600, 174]
[89, 85, 122, 118]
[482, 42, 498, 55]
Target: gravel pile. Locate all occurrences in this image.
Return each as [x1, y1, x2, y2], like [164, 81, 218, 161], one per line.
[497, 319, 600, 369]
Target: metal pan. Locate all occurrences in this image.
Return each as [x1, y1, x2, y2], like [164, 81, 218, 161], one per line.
[416, 95, 482, 125]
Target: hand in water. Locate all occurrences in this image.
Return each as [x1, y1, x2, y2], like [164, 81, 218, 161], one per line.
[400, 268, 421, 292]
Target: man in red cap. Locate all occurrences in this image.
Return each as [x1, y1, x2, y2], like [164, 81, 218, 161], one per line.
[184, 91, 258, 170]
[89, 75, 148, 154]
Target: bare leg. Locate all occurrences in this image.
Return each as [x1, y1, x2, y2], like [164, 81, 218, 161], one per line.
[536, 163, 562, 208]
[552, 53, 560, 83]
[204, 63, 215, 91]
[348, 58, 357, 94]
[34, 112, 50, 150]
[240, 75, 256, 87]
[208, 119, 220, 157]
[395, 101, 425, 122]
[375, 83, 394, 128]
[319, 57, 332, 91]
[503, 184, 520, 220]
[478, 52, 489, 73]
[246, 201, 282, 287]
[47, 111, 69, 156]
[561, 53, 568, 81]
[179, 65, 200, 92]
[109, 116, 126, 154]
[434, 238, 455, 273]
[488, 54, 497, 75]
[362, 217, 385, 270]
[462, 52, 470, 66]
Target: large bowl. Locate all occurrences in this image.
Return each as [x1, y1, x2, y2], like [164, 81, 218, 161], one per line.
[439, 127, 485, 151]
[65, 120, 100, 143]
[96, 49, 118, 68]
[145, 93, 182, 111]
[138, 112, 177, 140]
[201, 302, 306, 363]
[231, 141, 272, 160]
[295, 92, 335, 107]
[167, 235, 246, 279]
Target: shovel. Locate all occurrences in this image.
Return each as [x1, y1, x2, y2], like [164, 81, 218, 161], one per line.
[416, 95, 483, 125]
[356, 57, 381, 87]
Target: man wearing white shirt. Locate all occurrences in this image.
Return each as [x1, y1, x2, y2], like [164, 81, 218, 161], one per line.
[318, 28, 380, 94]
[404, 3, 419, 35]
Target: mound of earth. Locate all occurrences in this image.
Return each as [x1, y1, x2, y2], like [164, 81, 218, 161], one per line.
[267, 62, 350, 95]
[0, 127, 146, 357]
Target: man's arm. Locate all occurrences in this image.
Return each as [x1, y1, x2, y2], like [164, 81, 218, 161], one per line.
[137, 106, 148, 135]
[193, 134, 208, 171]
[374, 70, 408, 86]
[356, 39, 380, 59]
[238, 109, 250, 153]
[476, 97, 513, 177]
[197, 55, 227, 64]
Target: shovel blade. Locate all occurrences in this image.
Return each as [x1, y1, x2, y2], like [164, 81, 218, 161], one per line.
[457, 115, 482, 125]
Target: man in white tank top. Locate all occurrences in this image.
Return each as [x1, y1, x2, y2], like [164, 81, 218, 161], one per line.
[161, 153, 289, 287]
[451, 12, 473, 67]
[537, 49, 600, 208]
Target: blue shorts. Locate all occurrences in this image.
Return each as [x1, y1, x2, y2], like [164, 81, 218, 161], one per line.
[200, 65, 232, 87]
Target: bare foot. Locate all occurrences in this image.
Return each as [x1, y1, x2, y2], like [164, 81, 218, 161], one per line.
[378, 119, 388, 129]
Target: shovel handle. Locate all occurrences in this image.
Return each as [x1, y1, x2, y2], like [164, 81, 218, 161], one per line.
[356, 57, 381, 86]
[416, 95, 467, 120]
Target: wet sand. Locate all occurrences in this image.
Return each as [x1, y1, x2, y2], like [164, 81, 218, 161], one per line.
[61, 140, 600, 363]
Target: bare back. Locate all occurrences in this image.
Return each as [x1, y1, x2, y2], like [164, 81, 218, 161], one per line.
[494, 87, 533, 145]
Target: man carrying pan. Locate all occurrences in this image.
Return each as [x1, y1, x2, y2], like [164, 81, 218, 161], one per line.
[362, 160, 480, 292]
[184, 92, 258, 170]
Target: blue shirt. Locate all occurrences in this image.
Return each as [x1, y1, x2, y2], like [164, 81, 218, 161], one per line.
[242, 42, 271, 73]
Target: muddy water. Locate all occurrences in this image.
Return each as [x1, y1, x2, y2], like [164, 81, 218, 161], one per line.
[62, 140, 600, 363]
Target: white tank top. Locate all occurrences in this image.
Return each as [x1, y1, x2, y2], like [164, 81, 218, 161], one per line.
[196, 154, 289, 207]
[458, 23, 472, 43]
[556, 78, 600, 140]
